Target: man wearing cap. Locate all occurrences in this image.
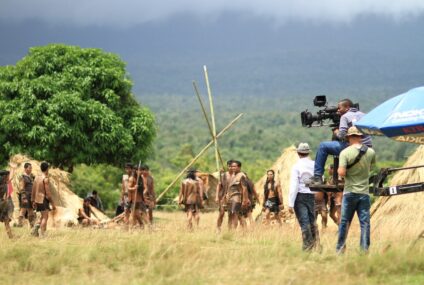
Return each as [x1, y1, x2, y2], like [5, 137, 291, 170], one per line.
[309, 99, 372, 186]
[288, 143, 317, 251]
[336, 126, 376, 254]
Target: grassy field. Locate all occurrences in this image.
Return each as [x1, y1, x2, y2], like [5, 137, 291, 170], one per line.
[1, 212, 424, 285]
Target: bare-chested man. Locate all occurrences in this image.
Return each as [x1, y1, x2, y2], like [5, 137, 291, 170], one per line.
[326, 165, 342, 225]
[179, 169, 203, 230]
[227, 161, 249, 230]
[215, 160, 233, 232]
[127, 166, 147, 228]
[263, 170, 283, 225]
[314, 189, 328, 228]
[78, 198, 99, 227]
[120, 163, 133, 221]
[31, 162, 56, 237]
[242, 172, 260, 226]
[17, 163, 36, 228]
[0, 170, 13, 238]
[141, 165, 155, 225]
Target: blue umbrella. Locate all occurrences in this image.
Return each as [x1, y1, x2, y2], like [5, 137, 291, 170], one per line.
[356, 87, 424, 144]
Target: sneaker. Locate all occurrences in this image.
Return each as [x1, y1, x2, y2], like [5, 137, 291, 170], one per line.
[307, 176, 324, 186]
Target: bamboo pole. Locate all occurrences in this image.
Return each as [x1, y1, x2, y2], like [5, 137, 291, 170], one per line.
[203, 65, 220, 172]
[192, 81, 225, 170]
[156, 113, 244, 203]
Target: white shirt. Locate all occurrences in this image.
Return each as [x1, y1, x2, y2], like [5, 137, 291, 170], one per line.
[288, 157, 315, 208]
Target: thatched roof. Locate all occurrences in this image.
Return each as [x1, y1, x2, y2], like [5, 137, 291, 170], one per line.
[8, 154, 109, 227]
[371, 146, 424, 240]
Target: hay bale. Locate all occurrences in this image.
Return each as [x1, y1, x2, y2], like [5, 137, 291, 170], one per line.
[253, 146, 299, 220]
[8, 154, 110, 227]
[371, 146, 424, 240]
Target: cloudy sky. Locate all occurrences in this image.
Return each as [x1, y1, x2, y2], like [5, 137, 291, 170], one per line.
[1, 1, 424, 97]
[2, 0, 424, 26]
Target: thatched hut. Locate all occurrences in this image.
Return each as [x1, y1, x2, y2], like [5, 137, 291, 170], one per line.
[8, 154, 109, 227]
[371, 146, 424, 240]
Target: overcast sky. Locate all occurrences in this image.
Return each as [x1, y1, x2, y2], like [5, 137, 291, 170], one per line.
[2, 0, 424, 27]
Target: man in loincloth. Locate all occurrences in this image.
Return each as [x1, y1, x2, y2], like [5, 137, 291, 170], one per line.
[17, 163, 36, 228]
[179, 169, 203, 230]
[127, 165, 147, 228]
[241, 172, 260, 226]
[0, 170, 13, 238]
[78, 198, 99, 226]
[215, 160, 233, 232]
[120, 163, 133, 221]
[31, 162, 56, 237]
[226, 161, 249, 230]
[326, 164, 342, 225]
[263, 169, 283, 226]
[141, 164, 155, 225]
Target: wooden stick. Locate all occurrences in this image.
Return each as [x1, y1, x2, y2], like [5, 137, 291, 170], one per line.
[203, 66, 220, 172]
[192, 81, 225, 170]
[156, 113, 244, 203]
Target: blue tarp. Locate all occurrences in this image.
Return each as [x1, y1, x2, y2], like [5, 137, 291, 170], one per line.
[356, 87, 424, 144]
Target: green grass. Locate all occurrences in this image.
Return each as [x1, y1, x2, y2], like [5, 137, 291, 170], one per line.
[1, 212, 423, 285]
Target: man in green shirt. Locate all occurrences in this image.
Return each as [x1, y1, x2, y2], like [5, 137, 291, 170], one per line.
[336, 126, 376, 253]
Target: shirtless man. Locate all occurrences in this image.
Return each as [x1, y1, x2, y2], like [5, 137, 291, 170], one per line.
[17, 163, 36, 227]
[141, 165, 155, 225]
[263, 170, 283, 226]
[226, 161, 249, 230]
[326, 165, 342, 225]
[215, 160, 233, 232]
[179, 169, 203, 230]
[31, 162, 56, 237]
[127, 166, 146, 228]
[242, 172, 260, 226]
[121, 163, 133, 222]
[0, 170, 13, 238]
[314, 189, 328, 229]
[78, 198, 99, 226]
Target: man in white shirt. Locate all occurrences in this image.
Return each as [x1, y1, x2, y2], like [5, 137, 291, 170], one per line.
[289, 143, 317, 251]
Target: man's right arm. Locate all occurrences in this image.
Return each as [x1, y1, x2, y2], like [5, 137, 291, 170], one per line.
[288, 167, 299, 209]
[336, 115, 349, 140]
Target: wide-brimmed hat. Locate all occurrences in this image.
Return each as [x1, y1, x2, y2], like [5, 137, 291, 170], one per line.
[346, 126, 364, 137]
[297, 142, 310, 154]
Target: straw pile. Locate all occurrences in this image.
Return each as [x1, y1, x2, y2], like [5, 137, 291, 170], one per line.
[8, 154, 109, 227]
[371, 145, 424, 240]
[253, 146, 299, 222]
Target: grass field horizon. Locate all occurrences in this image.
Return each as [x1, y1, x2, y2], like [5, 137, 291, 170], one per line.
[1, 211, 423, 285]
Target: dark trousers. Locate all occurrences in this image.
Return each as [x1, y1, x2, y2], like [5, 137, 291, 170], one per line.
[294, 193, 317, 251]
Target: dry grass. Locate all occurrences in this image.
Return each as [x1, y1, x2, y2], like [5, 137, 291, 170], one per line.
[1, 211, 423, 285]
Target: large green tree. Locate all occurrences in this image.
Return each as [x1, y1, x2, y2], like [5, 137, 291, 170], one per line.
[0, 44, 156, 170]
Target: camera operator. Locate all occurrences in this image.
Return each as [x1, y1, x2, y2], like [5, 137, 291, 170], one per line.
[309, 99, 372, 186]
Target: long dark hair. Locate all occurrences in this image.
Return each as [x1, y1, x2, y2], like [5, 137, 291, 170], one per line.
[264, 170, 275, 199]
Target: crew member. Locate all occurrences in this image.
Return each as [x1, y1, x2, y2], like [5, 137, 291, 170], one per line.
[288, 143, 317, 251]
[309, 99, 372, 186]
[336, 127, 376, 254]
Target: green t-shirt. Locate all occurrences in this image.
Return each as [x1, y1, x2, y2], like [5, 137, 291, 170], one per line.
[339, 144, 376, 195]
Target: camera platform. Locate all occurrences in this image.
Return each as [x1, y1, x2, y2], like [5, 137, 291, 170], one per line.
[307, 183, 344, 193]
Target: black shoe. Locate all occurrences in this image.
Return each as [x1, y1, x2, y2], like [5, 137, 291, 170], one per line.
[307, 176, 324, 186]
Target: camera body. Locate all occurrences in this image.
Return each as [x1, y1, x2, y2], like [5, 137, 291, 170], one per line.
[301, 95, 359, 128]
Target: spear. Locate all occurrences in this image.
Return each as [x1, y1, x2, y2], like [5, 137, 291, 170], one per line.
[156, 113, 243, 203]
[192, 80, 225, 170]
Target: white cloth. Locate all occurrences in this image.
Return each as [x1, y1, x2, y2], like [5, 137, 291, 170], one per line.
[288, 157, 315, 208]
